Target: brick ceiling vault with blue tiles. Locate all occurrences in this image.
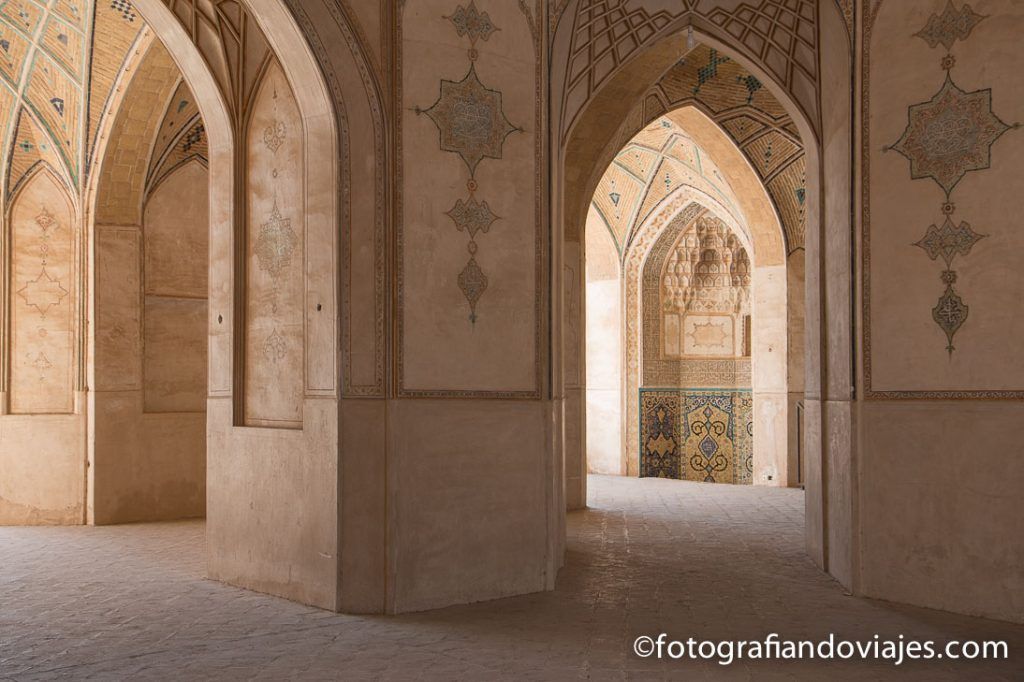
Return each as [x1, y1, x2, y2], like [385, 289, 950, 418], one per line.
[0, 0, 145, 200]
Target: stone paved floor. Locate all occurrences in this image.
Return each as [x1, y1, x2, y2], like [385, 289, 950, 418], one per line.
[1, 475, 1022, 680]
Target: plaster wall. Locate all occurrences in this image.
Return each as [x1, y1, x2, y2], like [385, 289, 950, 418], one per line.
[386, 399, 554, 613]
[858, 0, 1024, 622]
[389, 0, 558, 611]
[244, 63, 305, 429]
[399, 1, 540, 395]
[91, 163, 208, 524]
[206, 397, 338, 610]
[584, 209, 622, 476]
[0, 412, 85, 524]
[859, 401, 1024, 623]
[1, 170, 82, 525]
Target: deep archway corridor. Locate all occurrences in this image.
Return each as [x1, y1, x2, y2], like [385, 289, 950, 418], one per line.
[2, 475, 1021, 679]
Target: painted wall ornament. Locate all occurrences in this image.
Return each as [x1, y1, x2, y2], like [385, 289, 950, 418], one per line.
[886, 0, 1018, 356]
[17, 266, 68, 316]
[416, 2, 521, 324]
[420, 66, 518, 177]
[445, 1, 497, 43]
[446, 196, 498, 238]
[262, 329, 288, 362]
[255, 201, 297, 281]
[262, 120, 286, 153]
[888, 75, 1012, 198]
[913, 0, 985, 50]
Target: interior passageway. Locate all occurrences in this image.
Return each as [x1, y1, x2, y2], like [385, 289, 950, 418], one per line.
[2, 475, 1020, 679]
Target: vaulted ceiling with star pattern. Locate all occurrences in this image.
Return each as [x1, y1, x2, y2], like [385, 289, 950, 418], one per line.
[0, 0, 148, 201]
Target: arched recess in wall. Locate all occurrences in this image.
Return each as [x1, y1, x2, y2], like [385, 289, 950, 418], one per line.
[553, 1, 854, 584]
[120, 0, 351, 611]
[85, 32, 212, 525]
[129, 0, 339, 414]
[5, 165, 78, 416]
[242, 61, 305, 428]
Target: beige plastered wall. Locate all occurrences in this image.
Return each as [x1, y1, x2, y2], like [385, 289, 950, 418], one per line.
[129, 0, 342, 611]
[1, 169, 84, 525]
[584, 208, 623, 476]
[859, 0, 1024, 623]
[393, 0, 559, 613]
[90, 162, 208, 525]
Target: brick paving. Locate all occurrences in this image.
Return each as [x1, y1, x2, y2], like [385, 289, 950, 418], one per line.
[1, 475, 1022, 680]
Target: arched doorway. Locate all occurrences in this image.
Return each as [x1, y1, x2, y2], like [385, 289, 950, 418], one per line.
[553, 3, 853, 584]
[581, 108, 795, 491]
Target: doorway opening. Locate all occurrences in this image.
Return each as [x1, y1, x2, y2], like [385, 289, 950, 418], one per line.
[563, 37, 820, 508]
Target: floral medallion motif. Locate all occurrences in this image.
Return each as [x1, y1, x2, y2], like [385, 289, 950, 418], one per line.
[914, 0, 986, 51]
[445, 196, 498, 238]
[457, 257, 488, 323]
[263, 120, 286, 153]
[888, 75, 1012, 198]
[262, 329, 288, 362]
[31, 352, 52, 374]
[255, 202, 297, 281]
[418, 2, 522, 324]
[34, 209, 57, 234]
[420, 65, 518, 177]
[446, 1, 497, 42]
[889, 1, 1016, 356]
[913, 217, 984, 266]
[932, 286, 968, 355]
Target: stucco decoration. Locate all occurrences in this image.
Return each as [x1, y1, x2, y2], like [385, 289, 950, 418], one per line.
[623, 188, 753, 475]
[9, 169, 75, 414]
[885, 1, 1017, 356]
[653, 214, 751, 362]
[416, 2, 521, 323]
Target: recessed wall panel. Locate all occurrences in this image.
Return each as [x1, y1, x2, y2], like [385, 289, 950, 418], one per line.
[9, 171, 75, 414]
[243, 62, 304, 427]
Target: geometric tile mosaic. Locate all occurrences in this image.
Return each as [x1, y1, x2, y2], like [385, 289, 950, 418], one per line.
[640, 388, 753, 485]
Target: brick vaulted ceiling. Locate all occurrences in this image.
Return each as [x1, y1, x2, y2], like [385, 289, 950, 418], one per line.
[0, 0, 146, 198]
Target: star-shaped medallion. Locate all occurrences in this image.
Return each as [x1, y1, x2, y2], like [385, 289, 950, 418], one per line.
[420, 64, 519, 177]
[889, 74, 1014, 197]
